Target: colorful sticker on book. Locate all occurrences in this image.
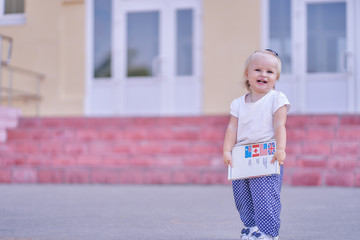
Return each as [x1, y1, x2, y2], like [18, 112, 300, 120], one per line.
[245, 146, 252, 158]
[260, 143, 268, 156]
[252, 144, 260, 157]
[267, 142, 276, 155]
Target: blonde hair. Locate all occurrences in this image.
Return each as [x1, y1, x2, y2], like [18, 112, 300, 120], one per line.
[244, 49, 282, 92]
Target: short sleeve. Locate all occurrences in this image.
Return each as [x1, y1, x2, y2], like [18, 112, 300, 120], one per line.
[230, 98, 240, 117]
[272, 91, 291, 114]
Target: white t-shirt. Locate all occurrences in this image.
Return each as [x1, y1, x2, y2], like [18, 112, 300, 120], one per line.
[230, 90, 291, 145]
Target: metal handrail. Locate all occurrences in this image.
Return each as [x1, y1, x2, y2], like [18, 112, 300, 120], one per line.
[0, 61, 44, 115]
[0, 34, 44, 115]
[1, 61, 45, 79]
[0, 87, 41, 101]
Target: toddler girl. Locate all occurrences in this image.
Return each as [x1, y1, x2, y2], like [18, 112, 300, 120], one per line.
[223, 49, 291, 240]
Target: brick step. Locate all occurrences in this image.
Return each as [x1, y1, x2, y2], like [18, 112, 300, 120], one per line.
[16, 116, 229, 129]
[8, 124, 360, 142]
[7, 126, 226, 142]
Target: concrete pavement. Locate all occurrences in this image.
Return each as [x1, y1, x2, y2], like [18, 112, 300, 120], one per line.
[0, 185, 359, 240]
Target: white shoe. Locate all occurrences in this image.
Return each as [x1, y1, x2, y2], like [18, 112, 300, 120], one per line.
[241, 226, 259, 240]
[249, 230, 279, 240]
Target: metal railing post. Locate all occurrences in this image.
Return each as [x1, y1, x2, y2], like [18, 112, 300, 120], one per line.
[6, 35, 12, 64]
[9, 68, 13, 106]
[35, 76, 40, 115]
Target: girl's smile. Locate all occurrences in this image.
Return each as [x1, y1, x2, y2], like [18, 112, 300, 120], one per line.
[257, 78, 268, 84]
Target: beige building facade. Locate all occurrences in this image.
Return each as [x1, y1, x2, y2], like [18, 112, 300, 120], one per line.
[0, 0, 85, 116]
[0, 0, 359, 116]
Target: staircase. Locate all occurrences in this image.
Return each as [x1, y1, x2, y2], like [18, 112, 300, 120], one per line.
[1, 115, 360, 186]
[1, 116, 228, 184]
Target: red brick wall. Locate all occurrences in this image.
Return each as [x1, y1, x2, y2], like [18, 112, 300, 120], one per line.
[285, 115, 360, 187]
[0, 115, 359, 186]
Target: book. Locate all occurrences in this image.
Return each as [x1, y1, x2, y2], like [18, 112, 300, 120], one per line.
[228, 139, 280, 180]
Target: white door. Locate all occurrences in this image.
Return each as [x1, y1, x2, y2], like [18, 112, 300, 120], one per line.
[264, 0, 356, 113]
[115, 1, 165, 116]
[297, 0, 355, 113]
[87, 0, 202, 116]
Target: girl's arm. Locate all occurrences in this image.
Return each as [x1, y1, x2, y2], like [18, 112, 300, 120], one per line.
[223, 115, 238, 167]
[271, 105, 288, 165]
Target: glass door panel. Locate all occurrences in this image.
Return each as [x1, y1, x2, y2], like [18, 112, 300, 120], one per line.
[93, 0, 112, 79]
[127, 11, 159, 77]
[176, 9, 193, 76]
[303, 0, 354, 113]
[307, 3, 346, 73]
[269, 0, 292, 74]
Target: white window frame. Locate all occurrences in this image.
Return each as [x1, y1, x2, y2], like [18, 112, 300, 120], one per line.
[0, 0, 26, 26]
[354, 0, 360, 112]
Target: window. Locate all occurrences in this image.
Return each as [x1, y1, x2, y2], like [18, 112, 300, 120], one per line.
[5, 0, 24, 14]
[269, 0, 291, 73]
[93, 0, 112, 78]
[0, 0, 25, 25]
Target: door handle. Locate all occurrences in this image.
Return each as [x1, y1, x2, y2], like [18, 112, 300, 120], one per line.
[341, 51, 352, 74]
[152, 56, 162, 77]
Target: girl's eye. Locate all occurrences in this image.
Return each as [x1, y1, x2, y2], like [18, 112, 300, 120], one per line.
[255, 69, 261, 72]
[267, 71, 273, 74]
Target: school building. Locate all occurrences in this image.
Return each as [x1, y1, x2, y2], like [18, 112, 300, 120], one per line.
[0, 0, 359, 186]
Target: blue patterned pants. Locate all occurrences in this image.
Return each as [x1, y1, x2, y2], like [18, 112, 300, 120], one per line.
[232, 166, 283, 237]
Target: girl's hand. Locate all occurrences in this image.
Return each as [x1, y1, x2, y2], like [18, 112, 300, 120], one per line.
[223, 151, 233, 167]
[271, 150, 286, 165]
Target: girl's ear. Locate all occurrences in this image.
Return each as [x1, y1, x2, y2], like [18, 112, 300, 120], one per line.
[244, 69, 249, 79]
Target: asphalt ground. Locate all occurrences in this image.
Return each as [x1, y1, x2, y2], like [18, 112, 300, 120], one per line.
[0, 185, 359, 240]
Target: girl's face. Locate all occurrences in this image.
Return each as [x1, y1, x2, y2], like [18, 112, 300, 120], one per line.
[246, 53, 279, 95]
